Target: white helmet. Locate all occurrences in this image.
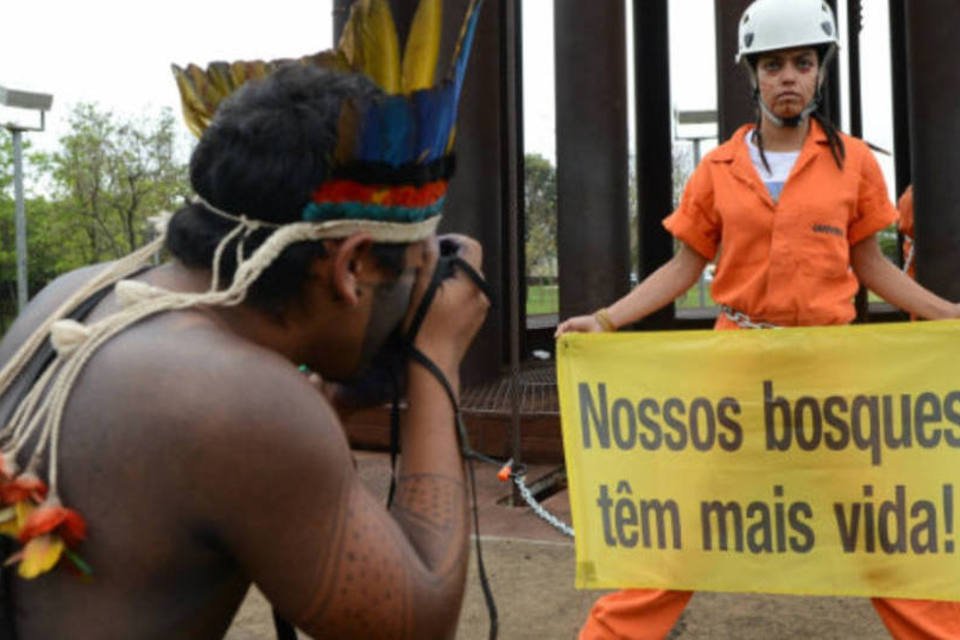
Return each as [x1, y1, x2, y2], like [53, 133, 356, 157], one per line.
[735, 0, 839, 65]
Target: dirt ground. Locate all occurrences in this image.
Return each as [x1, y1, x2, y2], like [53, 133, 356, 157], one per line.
[223, 451, 892, 639]
[225, 537, 889, 639]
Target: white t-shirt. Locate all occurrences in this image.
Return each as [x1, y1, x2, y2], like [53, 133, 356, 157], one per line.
[745, 132, 800, 203]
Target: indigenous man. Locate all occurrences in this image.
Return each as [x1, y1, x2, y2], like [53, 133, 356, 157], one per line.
[0, 1, 488, 636]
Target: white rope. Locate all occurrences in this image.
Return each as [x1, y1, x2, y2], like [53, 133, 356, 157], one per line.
[193, 196, 281, 229]
[0, 236, 166, 395]
[0, 205, 441, 504]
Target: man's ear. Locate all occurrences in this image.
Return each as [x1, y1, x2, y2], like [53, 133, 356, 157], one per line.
[328, 233, 374, 305]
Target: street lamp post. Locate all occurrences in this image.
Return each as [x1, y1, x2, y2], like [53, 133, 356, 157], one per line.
[1, 85, 54, 312]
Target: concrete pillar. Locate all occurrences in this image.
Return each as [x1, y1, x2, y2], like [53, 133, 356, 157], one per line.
[633, 0, 673, 329]
[554, 0, 631, 322]
[906, 1, 960, 299]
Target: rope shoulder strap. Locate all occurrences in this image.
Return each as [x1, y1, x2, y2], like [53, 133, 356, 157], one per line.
[0, 269, 148, 640]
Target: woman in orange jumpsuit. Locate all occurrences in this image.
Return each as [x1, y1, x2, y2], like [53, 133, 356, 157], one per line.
[557, 0, 960, 637]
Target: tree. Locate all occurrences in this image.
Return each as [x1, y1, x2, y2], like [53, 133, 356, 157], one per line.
[522, 148, 694, 283]
[0, 105, 191, 332]
[524, 153, 558, 279]
[50, 103, 190, 264]
[626, 145, 693, 278]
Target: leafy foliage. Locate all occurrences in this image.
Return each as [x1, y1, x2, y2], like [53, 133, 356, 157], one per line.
[523, 149, 692, 283]
[524, 153, 557, 278]
[51, 104, 190, 263]
[0, 104, 190, 332]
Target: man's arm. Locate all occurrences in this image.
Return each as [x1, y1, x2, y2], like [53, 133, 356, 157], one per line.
[199, 237, 487, 639]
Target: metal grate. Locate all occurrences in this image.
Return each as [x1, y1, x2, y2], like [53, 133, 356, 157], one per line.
[460, 362, 559, 416]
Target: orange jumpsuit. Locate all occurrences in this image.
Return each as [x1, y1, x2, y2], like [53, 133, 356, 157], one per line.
[667, 121, 896, 328]
[580, 123, 960, 639]
[899, 185, 915, 280]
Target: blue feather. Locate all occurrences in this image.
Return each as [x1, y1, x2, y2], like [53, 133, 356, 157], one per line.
[450, 0, 484, 100]
[378, 95, 414, 166]
[358, 0, 484, 166]
[358, 100, 382, 163]
[413, 85, 450, 161]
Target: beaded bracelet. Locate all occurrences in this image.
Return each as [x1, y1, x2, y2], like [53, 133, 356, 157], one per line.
[593, 308, 616, 332]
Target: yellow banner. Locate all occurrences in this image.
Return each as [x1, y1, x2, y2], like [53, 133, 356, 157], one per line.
[557, 320, 960, 600]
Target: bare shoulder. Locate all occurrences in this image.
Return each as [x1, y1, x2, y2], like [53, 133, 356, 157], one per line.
[62, 311, 359, 563]
[0, 262, 114, 362]
[76, 319, 443, 637]
[73, 313, 353, 474]
[11, 311, 359, 637]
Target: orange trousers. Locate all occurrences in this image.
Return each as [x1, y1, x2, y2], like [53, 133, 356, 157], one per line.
[579, 589, 960, 639]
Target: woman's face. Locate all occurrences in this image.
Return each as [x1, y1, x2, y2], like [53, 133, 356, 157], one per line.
[755, 47, 819, 121]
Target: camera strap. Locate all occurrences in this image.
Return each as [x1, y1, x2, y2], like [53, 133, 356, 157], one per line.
[275, 253, 498, 640]
[403, 252, 491, 346]
[394, 251, 500, 640]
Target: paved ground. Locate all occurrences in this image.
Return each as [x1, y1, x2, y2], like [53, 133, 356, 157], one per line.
[225, 451, 891, 639]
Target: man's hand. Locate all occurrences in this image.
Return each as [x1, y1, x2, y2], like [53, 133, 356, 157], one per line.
[405, 234, 489, 376]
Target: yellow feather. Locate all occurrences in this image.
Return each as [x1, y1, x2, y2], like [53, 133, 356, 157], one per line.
[206, 62, 236, 99]
[191, 65, 228, 111]
[402, 0, 442, 93]
[300, 50, 352, 74]
[171, 65, 212, 138]
[228, 61, 249, 87]
[338, 3, 361, 67]
[0, 506, 17, 538]
[342, 0, 401, 93]
[335, 98, 363, 166]
[18, 535, 65, 579]
[174, 60, 278, 138]
[445, 123, 457, 153]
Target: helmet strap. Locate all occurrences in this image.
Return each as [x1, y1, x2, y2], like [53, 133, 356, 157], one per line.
[754, 83, 822, 130]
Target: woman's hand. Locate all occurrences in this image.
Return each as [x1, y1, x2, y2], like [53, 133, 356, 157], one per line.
[555, 314, 604, 336]
[555, 243, 708, 338]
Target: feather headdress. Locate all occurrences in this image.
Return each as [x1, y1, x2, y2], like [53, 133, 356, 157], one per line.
[172, 0, 483, 236]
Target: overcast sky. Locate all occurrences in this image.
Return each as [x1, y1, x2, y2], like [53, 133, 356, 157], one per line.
[1, 0, 337, 155]
[2, 0, 896, 196]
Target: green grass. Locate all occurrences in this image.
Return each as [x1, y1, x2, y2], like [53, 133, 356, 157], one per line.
[526, 281, 885, 318]
[676, 282, 715, 309]
[525, 282, 710, 316]
[527, 284, 558, 315]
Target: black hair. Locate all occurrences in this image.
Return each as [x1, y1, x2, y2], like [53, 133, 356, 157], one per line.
[166, 64, 408, 314]
[748, 45, 845, 174]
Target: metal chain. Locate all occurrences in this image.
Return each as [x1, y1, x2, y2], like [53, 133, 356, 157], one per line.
[720, 305, 780, 330]
[512, 473, 575, 538]
[902, 244, 914, 274]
